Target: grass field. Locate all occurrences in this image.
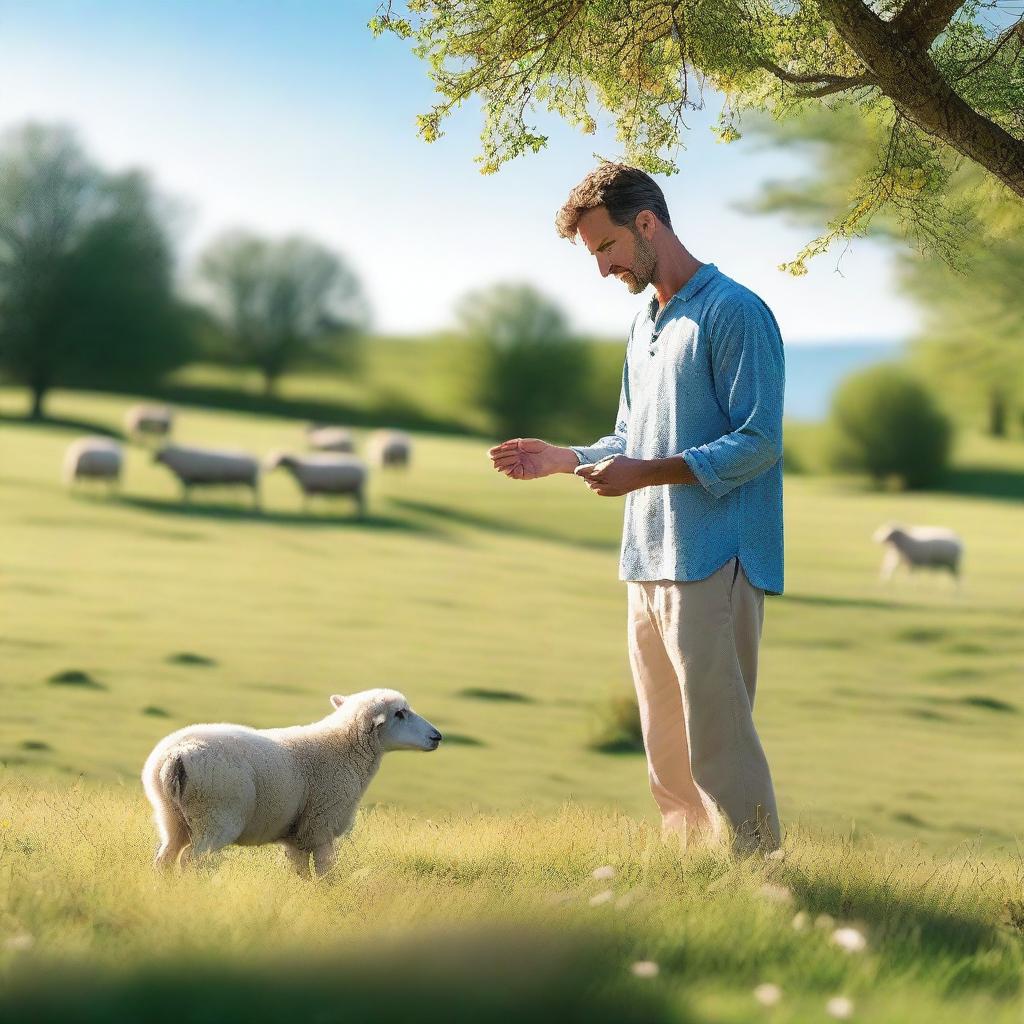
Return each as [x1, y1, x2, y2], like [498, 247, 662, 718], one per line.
[1, 385, 1022, 1020]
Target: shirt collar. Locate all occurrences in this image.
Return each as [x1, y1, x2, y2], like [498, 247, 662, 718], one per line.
[645, 263, 718, 323]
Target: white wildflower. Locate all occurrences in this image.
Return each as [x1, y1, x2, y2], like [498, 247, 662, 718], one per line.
[826, 995, 855, 1019]
[831, 927, 867, 953]
[592, 864, 616, 881]
[758, 883, 793, 905]
[615, 892, 635, 910]
[589, 889, 614, 907]
[4, 933, 33, 952]
[764, 848, 785, 861]
[791, 911, 810, 931]
[630, 960, 659, 978]
[349, 866, 372, 882]
[814, 913, 836, 930]
[753, 982, 783, 1006]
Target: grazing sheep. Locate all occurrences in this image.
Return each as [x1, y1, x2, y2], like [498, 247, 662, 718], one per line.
[154, 444, 260, 507]
[306, 423, 355, 453]
[369, 429, 412, 468]
[63, 436, 123, 489]
[141, 689, 442, 876]
[873, 523, 963, 583]
[265, 450, 367, 514]
[125, 403, 174, 441]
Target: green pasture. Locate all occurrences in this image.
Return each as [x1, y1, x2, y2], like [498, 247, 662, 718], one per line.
[1, 386, 1022, 1020]
[1, 386, 1022, 847]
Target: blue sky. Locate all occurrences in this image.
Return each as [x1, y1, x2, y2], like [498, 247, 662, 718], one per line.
[0, 0, 920, 343]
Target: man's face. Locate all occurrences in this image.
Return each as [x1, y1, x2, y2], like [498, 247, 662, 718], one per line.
[577, 206, 657, 294]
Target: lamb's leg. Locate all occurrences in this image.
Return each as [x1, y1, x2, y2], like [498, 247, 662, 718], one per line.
[283, 843, 311, 878]
[152, 803, 191, 871]
[312, 841, 336, 878]
[879, 548, 899, 582]
[179, 818, 243, 867]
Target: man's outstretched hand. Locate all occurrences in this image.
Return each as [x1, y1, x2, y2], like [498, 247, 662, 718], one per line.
[488, 438, 578, 480]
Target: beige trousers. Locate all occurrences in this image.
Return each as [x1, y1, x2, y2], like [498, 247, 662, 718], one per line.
[626, 557, 780, 853]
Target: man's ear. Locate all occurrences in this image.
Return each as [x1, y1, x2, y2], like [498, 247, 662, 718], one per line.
[330, 694, 347, 709]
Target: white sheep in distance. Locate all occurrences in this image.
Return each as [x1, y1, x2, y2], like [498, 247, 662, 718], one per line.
[369, 429, 412, 468]
[154, 444, 261, 507]
[124, 403, 174, 441]
[306, 423, 355, 453]
[141, 689, 442, 876]
[873, 523, 963, 585]
[265, 450, 367, 514]
[63, 436, 123, 490]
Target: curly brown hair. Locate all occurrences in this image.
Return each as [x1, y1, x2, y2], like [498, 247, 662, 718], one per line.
[555, 163, 672, 241]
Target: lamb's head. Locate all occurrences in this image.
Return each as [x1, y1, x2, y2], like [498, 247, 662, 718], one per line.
[872, 522, 904, 544]
[264, 449, 295, 472]
[330, 689, 442, 753]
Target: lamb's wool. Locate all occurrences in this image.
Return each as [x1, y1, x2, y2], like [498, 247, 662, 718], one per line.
[63, 437, 123, 486]
[142, 689, 441, 876]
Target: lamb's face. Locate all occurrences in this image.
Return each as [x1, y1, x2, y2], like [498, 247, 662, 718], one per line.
[873, 523, 900, 544]
[331, 690, 442, 752]
[377, 697, 443, 753]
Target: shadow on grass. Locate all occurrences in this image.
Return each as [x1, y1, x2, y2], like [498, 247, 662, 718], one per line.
[936, 465, 1024, 502]
[0, 928, 689, 1024]
[115, 495, 448, 536]
[87, 381, 482, 438]
[785, 869, 1014, 994]
[389, 498, 618, 552]
[781, 593, 930, 611]
[0, 412, 124, 439]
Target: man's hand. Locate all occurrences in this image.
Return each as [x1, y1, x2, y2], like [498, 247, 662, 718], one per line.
[575, 454, 697, 496]
[574, 455, 649, 496]
[488, 438, 579, 480]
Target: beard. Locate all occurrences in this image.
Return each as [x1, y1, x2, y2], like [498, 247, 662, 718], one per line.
[618, 230, 658, 294]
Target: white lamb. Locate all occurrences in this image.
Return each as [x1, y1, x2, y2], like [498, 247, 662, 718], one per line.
[124, 403, 174, 441]
[141, 689, 442, 876]
[63, 436, 123, 489]
[873, 523, 963, 584]
[369, 429, 412, 468]
[306, 423, 355, 453]
[265, 449, 367, 514]
[154, 444, 261, 507]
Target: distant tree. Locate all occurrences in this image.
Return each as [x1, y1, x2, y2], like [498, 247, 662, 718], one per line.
[457, 283, 591, 438]
[199, 231, 370, 395]
[371, 0, 1024, 260]
[828, 364, 953, 487]
[745, 107, 1024, 434]
[0, 123, 190, 418]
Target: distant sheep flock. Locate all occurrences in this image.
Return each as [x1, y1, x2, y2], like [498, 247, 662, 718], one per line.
[63, 403, 411, 515]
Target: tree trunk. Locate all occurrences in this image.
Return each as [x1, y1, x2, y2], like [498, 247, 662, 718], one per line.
[988, 388, 1007, 437]
[30, 383, 46, 420]
[817, 0, 1024, 199]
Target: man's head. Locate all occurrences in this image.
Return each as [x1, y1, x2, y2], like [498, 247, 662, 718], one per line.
[555, 163, 672, 294]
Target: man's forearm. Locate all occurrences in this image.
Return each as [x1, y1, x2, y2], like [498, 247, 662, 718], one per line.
[638, 455, 698, 487]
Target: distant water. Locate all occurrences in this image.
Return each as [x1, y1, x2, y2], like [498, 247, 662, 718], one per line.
[785, 341, 904, 421]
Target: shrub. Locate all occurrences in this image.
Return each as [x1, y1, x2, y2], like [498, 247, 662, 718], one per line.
[457, 283, 592, 439]
[589, 691, 644, 754]
[827, 364, 953, 489]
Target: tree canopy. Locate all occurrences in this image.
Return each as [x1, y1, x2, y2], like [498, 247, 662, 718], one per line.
[0, 123, 190, 417]
[746, 106, 1024, 433]
[199, 231, 370, 394]
[370, 0, 1024, 264]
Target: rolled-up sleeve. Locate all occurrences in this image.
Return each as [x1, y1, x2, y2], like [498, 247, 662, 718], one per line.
[571, 358, 631, 465]
[681, 294, 785, 498]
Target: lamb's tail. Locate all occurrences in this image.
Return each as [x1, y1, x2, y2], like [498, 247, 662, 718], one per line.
[159, 752, 189, 810]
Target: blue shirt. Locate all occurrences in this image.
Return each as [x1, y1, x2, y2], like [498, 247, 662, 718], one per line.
[571, 263, 785, 595]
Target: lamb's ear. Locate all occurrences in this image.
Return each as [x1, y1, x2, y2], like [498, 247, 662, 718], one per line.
[329, 694, 347, 709]
[369, 712, 387, 731]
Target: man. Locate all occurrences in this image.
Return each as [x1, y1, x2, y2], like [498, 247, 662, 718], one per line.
[488, 163, 784, 853]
